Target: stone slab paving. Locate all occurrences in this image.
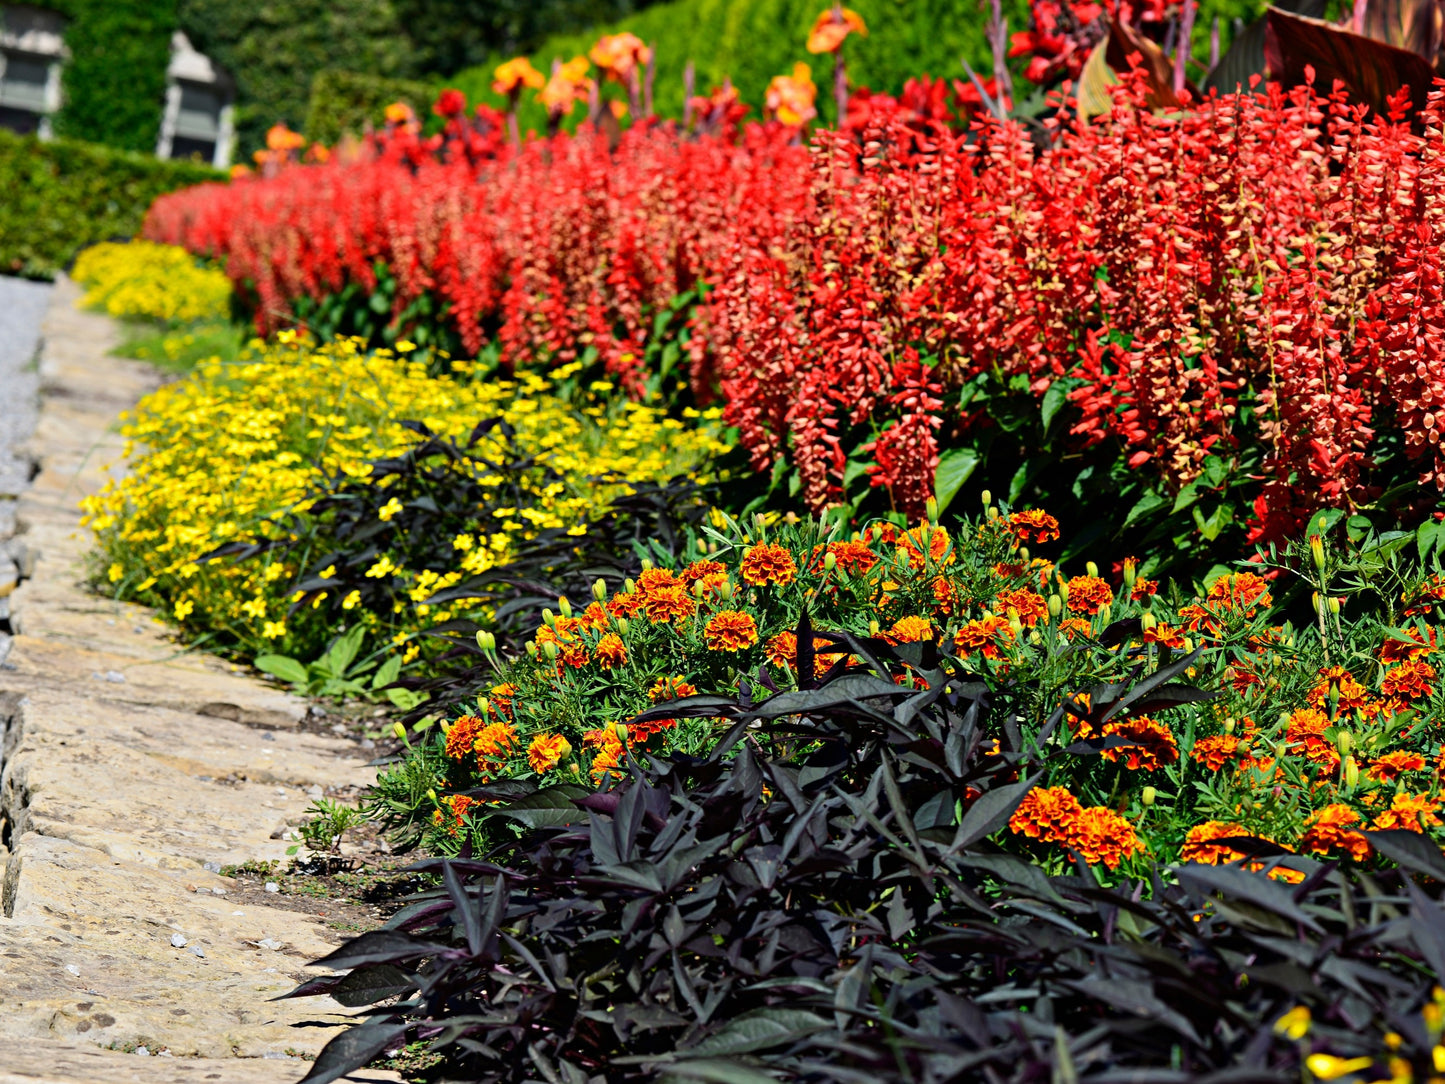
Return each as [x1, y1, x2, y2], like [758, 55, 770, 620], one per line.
[0, 278, 400, 1082]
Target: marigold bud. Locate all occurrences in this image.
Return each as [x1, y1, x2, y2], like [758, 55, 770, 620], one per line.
[1345, 755, 1359, 788]
[1327, 596, 1340, 615]
[525, 640, 537, 657]
[624, 578, 636, 594]
[426, 788, 437, 803]
[1182, 636, 1193, 653]
[980, 489, 992, 508]
[1141, 786, 1156, 807]
[1057, 578, 1070, 604]
[1086, 560, 1099, 578]
[640, 557, 653, 570]
[1309, 534, 1326, 572]
[1336, 729, 1352, 756]
[558, 595, 572, 618]
[1008, 608, 1023, 637]
[868, 618, 881, 636]
[1224, 717, 1236, 734]
[542, 640, 558, 661]
[925, 496, 939, 524]
[392, 721, 407, 740]
[616, 617, 629, 634]
[592, 578, 608, 602]
[1122, 558, 1137, 588]
[1140, 612, 1156, 632]
[1019, 545, 1030, 562]
[1048, 594, 1062, 618]
[542, 607, 556, 628]
[719, 579, 734, 600]
[823, 551, 837, 572]
[987, 505, 999, 520]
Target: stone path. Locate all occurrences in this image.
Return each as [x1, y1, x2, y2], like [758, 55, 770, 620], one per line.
[0, 278, 397, 1082]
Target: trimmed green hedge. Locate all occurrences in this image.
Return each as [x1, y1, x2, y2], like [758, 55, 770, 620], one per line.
[0, 129, 218, 279]
[305, 70, 441, 145]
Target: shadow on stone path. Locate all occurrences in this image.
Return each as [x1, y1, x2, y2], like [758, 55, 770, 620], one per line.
[0, 278, 399, 1083]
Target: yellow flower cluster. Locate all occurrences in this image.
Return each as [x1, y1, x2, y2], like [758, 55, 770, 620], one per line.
[72, 240, 232, 324]
[84, 335, 729, 662]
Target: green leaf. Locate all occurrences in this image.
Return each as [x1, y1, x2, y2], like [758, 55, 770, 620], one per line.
[955, 774, 1042, 849]
[372, 653, 402, 690]
[663, 1062, 781, 1084]
[933, 447, 980, 514]
[486, 784, 591, 829]
[1418, 520, 1442, 563]
[1040, 379, 1073, 435]
[326, 625, 366, 678]
[254, 653, 309, 686]
[386, 688, 425, 710]
[685, 1009, 830, 1057]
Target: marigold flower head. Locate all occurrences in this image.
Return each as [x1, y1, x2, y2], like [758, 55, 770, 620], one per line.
[1383, 658, 1436, 700]
[1131, 578, 1159, 600]
[884, 615, 932, 644]
[1285, 707, 1340, 770]
[1371, 792, 1441, 832]
[954, 614, 1014, 660]
[648, 675, 698, 703]
[607, 590, 645, 618]
[806, 6, 868, 53]
[705, 609, 758, 651]
[1380, 627, 1436, 663]
[444, 714, 485, 760]
[740, 543, 797, 587]
[682, 559, 727, 587]
[489, 683, 516, 716]
[931, 576, 957, 615]
[1100, 715, 1179, 771]
[1142, 622, 1187, 650]
[637, 567, 680, 593]
[1205, 571, 1272, 615]
[1007, 509, 1060, 545]
[527, 732, 571, 774]
[594, 632, 627, 670]
[1192, 734, 1241, 772]
[1008, 785, 1083, 840]
[643, 584, 696, 624]
[816, 539, 878, 575]
[438, 794, 474, 836]
[1368, 750, 1427, 783]
[1306, 666, 1370, 716]
[1061, 806, 1145, 869]
[897, 525, 952, 571]
[1180, 822, 1303, 882]
[1065, 575, 1113, 616]
[265, 123, 305, 152]
[1299, 803, 1370, 861]
[995, 587, 1048, 627]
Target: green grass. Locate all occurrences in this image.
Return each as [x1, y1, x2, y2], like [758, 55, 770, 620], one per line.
[113, 317, 251, 373]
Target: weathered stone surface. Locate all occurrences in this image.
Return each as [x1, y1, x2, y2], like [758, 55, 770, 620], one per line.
[0, 278, 398, 1081]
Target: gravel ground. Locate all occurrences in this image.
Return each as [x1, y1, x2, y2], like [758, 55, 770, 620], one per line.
[0, 275, 47, 503]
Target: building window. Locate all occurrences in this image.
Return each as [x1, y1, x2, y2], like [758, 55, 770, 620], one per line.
[156, 31, 233, 168]
[0, 5, 66, 138]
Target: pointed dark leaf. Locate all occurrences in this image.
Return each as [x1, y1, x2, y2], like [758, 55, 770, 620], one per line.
[954, 773, 1042, 850]
[1265, 7, 1436, 115]
[297, 1022, 412, 1084]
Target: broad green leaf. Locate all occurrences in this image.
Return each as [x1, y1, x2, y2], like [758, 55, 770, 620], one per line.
[663, 1061, 781, 1084]
[254, 653, 309, 686]
[326, 625, 366, 678]
[685, 1009, 830, 1057]
[933, 446, 980, 514]
[372, 653, 402, 690]
[1075, 39, 1118, 121]
[486, 784, 591, 829]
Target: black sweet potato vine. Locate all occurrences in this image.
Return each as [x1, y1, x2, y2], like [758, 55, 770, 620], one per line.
[289, 636, 1445, 1084]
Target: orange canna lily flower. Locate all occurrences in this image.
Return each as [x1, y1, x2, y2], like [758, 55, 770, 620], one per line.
[766, 63, 818, 127]
[540, 56, 593, 116]
[806, 6, 868, 53]
[383, 101, 416, 126]
[589, 32, 651, 82]
[492, 56, 546, 96]
[265, 123, 305, 152]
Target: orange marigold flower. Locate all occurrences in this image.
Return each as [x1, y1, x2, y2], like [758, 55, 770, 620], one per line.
[1192, 734, 1242, 771]
[594, 632, 627, 670]
[1065, 575, 1113, 615]
[764, 630, 797, 669]
[1299, 804, 1370, 861]
[931, 576, 958, 615]
[822, 539, 879, 575]
[1143, 622, 1187, 650]
[1383, 659, 1436, 700]
[705, 610, 759, 652]
[1064, 692, 1095, 738]
[1178, 603, 1220, 635]
[1007, 509, 1061, 545]
[897, 525, 952, 570]
[643, 584, 696, 624]
[740, 543, 797, 587]
[1099, 715, 1179, 771]
[1371, 792, 1442, 832]
[637, 567, 680, 593]
[996, 588, 1048, 627]
[1008, 785, 1083, 840]
[649, 674, 698, 703]
[475, 720, 517, 760]
[1225, 662, 1260, 692]
[489, 683, 516, 715]
[885, 615, 932, 644]
[682, 559, 727, 587]
[527, 733, 571, 774]
[587, 733, 626, 782]
[954, 614, 1014, 660]
[1368, 750, 1428, 783]
[1380, 628, 1436, 663]
[1057, 617, 1094, 640]
[1060, 806, 1145, 869]
[439, 794, 475, 836]
[444, 714, 486, 760]
[1402, 574, 1445, 617]
[1131, 579, 1159, 600]
[1180, 822, 1303, 882]
[607, 591, 645, 618]
[1205, 572, 1273, 615]
[1306, 667, 1370, 716]
[1285, 707, 1340, 770]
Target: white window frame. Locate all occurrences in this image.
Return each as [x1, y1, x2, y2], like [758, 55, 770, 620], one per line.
[156, 30, 233, 168]
[0, 4, 67, 139]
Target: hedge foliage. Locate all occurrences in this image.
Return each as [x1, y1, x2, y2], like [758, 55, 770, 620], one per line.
[44, 0, 175, 153]
[304, 70, 443, 146]
[0, 129, 218, 279]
